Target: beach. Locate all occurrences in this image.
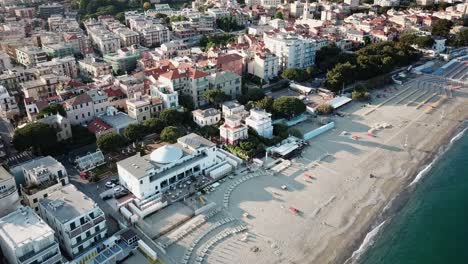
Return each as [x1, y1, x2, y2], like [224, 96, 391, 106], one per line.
[156, 76, 468, 264]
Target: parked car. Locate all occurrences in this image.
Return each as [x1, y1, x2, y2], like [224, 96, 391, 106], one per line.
[102, 194, 113, 200]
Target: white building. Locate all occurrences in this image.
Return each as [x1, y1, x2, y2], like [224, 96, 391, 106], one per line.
[149, 82, 179, 109]
[248, 50, 280, 82]
[222, 100, 249, 118]
[0, 166, 19, 218]
[207, 71, 242, 99]
[373, 0, 400, 6]
[0, 52, 12, 72]
[37, 56, 78, 79]
[38, 184, 107, 259]
[20, 156, 69, 211]
[344, 0, 359, 7]
[15, 47, 48, 67]
[219, 115, 248, 144]
[0, 85, 19, 119]
[64, 93, 95, 125]
[78, 58, 113, 78]
[37, 114, 73, 142]
[0, 206, 62, 264]
[263, 33, 317, 71]
[118, 133, 222, 200]
[245, 109, 273, 139]
[192, 108, 221, 127]
[87, 89, 110, 116]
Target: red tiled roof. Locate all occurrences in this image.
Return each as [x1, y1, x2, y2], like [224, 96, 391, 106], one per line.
[216, 54, 243, 66]
[88, 118, 112, 134]
[187, 67, 209, 79]
[105, 87, 124, 98]
[65, 93, 92, 107]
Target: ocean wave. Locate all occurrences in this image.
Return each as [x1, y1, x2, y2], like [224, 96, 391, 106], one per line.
[408, 126, 468, 187]
[345, 221, 387, 264]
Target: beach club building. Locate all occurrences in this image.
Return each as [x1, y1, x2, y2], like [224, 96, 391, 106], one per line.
[117, 133, 238, 201]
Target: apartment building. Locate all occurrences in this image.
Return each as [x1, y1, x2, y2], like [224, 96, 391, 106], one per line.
[149, 83, 179, 109]
[0, 166, 19, 218]
[37, 56, 78, 78]
[16, 47, 48, 67]
[114, 74, 145, 98]
[0, 206, 62, 264]
[248, 50, 280, 81]
[245, 109, 274, 139]
[263, 33, 317, 71]
[222, 100, 249, 118]
[208, 71, 242, 99]
[78, 58, 113, 78]
[0, 85, 19, 119]
[126, 95, 163, 123]
[113, 27, 140, 47]
[63, 93, 95, 125]
[42, 43, 74, 58]
[103, 47, 142, 74]
[63, 32, 92, 55]
[21, 74, 59, 100]
[87, 89, 110, 116]
[48, 15, 81, 32]
[0, 52, 12, 72]
[38, 184, 107, 259]
[38, 3, 64, 19]
[125, 14, 171, 47]
[19, 156, 69, 211]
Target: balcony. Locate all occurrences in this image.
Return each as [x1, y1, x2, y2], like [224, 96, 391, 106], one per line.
[18, 243, 59, 264]
[68, 214, 105, 238]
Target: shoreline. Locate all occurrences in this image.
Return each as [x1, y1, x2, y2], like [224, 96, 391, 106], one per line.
[330, 118, 468, 264]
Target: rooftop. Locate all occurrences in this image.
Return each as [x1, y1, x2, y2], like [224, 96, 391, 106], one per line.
[0, 166, 14, 182]
[0, 206, 54, 249]
[39, 184, 98, 224]
[20, 156, 64, 176]
[192, 108, 220, 118]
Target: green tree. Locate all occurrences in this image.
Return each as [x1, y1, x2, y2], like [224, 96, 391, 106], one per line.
[143, 118, 166, 134]
[272, 96, 306, 119]
[414, 35, 435, 48]
[281, 68, 305, 81]
[246, 88, 265, 102]
[178, 94, 195, 110]
[363, 36, 372, 46]
[12, 123, 58, 154]
[159, 109, 184, 125]
[274, 11, 283, 19]
[399, 33, 418, 45]
[273, 122, 289, 139]
[315, 104, 334, 115]
[431, 19, 453, 38]
[203, 89, 227, 106]
[315, 44, 343, 72]
[143, 1, 151, 9]
[255, 96, 274, 113]
[288, 128, 303, 139]
[160, 126, 183, 143]
[97, 132, 126, 153]
[305, 66, 316, 79]
[37, 104, 67, 119]
[124, 123, 147, 142]
[454, 29, 468, 47]
[326, 62, 356, 92]
[170, 15, 187, 23]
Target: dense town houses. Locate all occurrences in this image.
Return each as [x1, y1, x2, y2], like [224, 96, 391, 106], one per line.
[0, 0, 466, 262]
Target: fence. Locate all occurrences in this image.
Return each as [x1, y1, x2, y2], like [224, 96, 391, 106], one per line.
[303, 122, 335, 140]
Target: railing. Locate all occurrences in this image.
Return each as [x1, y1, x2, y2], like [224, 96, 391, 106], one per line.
[18, 243, 59, 264]
[0, 186, 17, 199]
[68, 214, 105, 238]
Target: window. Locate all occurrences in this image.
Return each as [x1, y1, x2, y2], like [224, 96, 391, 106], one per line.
[33, 198, 38, 203]
[80, 217, 85, 225]
[70, 222, 76, 230]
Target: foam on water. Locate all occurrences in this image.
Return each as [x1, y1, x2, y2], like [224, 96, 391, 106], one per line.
[345, 221, 387, 264]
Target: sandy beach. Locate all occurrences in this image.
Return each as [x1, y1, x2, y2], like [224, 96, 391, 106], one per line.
[155, 76, 468, 264]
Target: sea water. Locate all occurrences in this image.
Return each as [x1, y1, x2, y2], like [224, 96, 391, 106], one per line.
[358, 129, 468, 264]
